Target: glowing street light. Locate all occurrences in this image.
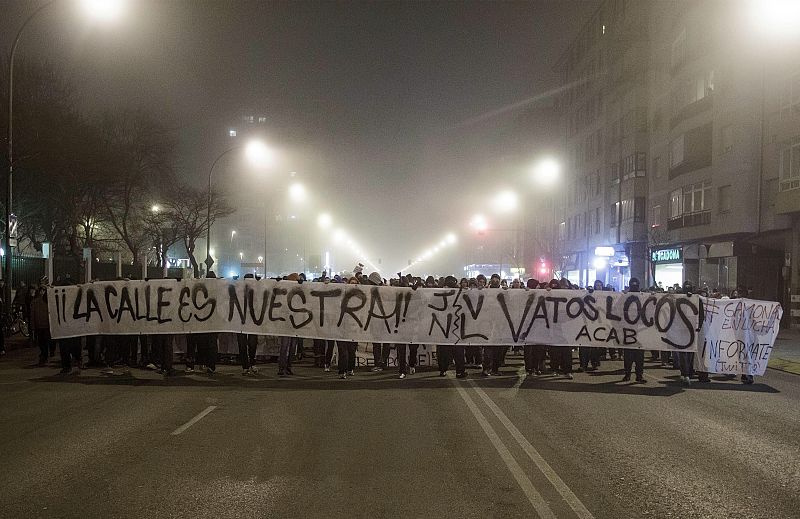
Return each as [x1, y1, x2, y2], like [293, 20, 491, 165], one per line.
[749, 0, 800, 39]
[289, 182, 307, 203]
[245, 139, 274, 167]
[333, 228, 346, 242]
[445, 233, 457, 245]
[151, 204, 160, 213]
[317, 213, 333, 229]
[492, 189, 519, 213]
[82, 0, 126, 22]
[533, 158, 560, 186]
[470, 214, 489, 232]
[258, 256, 264, 263]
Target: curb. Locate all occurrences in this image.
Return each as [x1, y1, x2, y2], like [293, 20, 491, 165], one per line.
[768, 357, 800, 376]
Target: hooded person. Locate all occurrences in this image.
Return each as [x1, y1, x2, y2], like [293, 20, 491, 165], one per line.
[436, 275, 467, 378]
[621, 277, 646, 383]
[276, 274, 302, 376]
[368, 273, 391, 371]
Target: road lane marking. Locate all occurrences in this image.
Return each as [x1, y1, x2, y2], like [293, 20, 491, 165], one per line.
[504, 366, 527, 397]
[170, 405, 217, 436]
[470, 382, 595, 519]
[454, 384, 556, 519]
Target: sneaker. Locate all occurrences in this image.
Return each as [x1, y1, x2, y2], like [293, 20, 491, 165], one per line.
[399, 373, 407, 379]
[576, 367, 585, 373]
[565, 373, 574, 380]
[489, 371, 501, 376]
[371, 366, 383, 372]
[242, 369, 251, 376]
[621, 374, 631, 382]
[682, 376, 691, 385]
[480, 371, 490, 377]
[455, 372, 467, 379]
[249, 366, 259, 374]
[286, 368, 294, 376]
[101, 368, 115, 375]
[636, 377, 647, 384]
[409, 367, 416, 375]
[324, 365, 331, 372]
[206, 368, 215, 375]
[347, 370, 354, 376]
[525, 370, 533, 376]
[439, 371, 447, 377]
[339, 373, 347, 379]
[184, 367, 195, 374]
[278, 370, 287, 377]
[146, 363, 158, 371]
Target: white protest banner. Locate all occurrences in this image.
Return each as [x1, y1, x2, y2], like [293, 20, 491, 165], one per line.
[695, 297, 783, 376]
[48, 279, 702, 350]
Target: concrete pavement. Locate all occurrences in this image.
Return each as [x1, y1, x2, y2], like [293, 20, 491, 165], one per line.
[0, 346, 798, 519]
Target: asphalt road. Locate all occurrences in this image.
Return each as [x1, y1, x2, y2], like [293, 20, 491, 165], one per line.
[0, 347, 798, 519]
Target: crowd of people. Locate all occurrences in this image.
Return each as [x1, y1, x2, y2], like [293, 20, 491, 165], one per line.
[3, 264, 756, 385]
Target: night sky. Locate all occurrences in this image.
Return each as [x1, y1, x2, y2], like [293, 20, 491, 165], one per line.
[2, 0, 599, 270]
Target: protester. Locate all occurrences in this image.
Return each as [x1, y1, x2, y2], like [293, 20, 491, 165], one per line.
[30, 284, 51, 366]
[621, 277, 646, 383]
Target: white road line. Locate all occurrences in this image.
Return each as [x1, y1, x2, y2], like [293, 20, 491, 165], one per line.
[504, 366, 527, 397]
[470, 382, 595, 519]
[170, 405, 217, 436]
[454, 384, 556, 519]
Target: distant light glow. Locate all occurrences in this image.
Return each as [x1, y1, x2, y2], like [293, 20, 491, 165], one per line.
[82, 0, 125, 22]
[258, 256, 264, 263]
[317, 213, 333, 229]
[245, 140, 274, 166]
[750, 0, 800, 39]
[533, 158, 560, 185]
[289, 183, 307, 202]
[228, 271, 237, 278]
[593, 257, 608, 270]
[492, 189, 518, 213]
[151, 204, 160, 213]
[445, 233, 457, 244]
[470, 214, 489, 231]
[333, 228, 346, 242]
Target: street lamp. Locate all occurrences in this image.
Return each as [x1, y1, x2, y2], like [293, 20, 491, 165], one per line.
[289, 182, 307, 203]
[317, 212, 333, 229]
[532, 158, 560, 186]
[204, 138, 271, 275]
[491, 189, 518, 214]
[4, 0, 125, 313]
[749, 0, 800, 38]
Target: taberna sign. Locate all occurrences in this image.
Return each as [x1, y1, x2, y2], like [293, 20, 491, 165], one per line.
[651, 247, 682, 264]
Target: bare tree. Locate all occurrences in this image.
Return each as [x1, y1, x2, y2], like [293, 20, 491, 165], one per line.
[166, 185, 234, 277]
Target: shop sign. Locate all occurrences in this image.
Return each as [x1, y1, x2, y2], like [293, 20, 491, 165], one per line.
[651, 247, 682, 264]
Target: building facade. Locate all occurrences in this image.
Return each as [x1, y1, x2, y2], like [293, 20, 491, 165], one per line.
[555, 0, 793, 309]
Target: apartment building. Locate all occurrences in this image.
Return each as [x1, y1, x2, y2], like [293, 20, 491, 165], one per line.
[555, 0, 792, 304]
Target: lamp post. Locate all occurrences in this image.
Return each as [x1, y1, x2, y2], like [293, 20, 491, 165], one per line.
[204, 139, 271, 276]
[5, 0, 124, 313]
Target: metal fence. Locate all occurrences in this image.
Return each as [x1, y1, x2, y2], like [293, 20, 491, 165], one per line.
[2, 255, 187, 288]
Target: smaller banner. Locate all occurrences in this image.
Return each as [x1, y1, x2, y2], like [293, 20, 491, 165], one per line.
[695, 297, 783, 376]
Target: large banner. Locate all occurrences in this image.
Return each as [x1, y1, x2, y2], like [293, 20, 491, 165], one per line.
[47, 279, 704, 350]
[695, 297, 782, 376]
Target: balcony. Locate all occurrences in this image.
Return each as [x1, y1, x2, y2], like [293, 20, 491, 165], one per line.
[667, 210, 711, 230]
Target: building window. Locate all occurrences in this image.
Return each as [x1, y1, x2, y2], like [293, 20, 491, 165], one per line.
[669, 134, 685, 168]
[258, 116, 267, 123]
[622, 152, 647, 179]
[609, 162, 620, 185]
[559, 221, 566, 240]
[718, 185, 731, 213]
[670, 188, 683, 218]
[610, 202, 619, 228]
[668, 181, 712, 229]
[595, 207, 600, 234]
[682, 180, 711, 214]
[671, 29, 686, 70]
[779, 71, 800, 119]
[721, 125, 734, 154]
[228, 129, 237, 137]
[651, 205, 661, 228]
[779, 136, 800, 192]
[653, 155, 662, 179]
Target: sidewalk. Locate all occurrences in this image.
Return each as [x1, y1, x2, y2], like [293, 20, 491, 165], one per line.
[771, 328, 800, 375]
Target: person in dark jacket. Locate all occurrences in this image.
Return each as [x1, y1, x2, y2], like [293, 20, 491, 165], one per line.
[622, 277, 646, 383]
[30, 285, 51, 366]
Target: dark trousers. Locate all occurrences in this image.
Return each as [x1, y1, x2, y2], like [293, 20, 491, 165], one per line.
[237, 334, 258, 369]
[396, 343, 419, 374]
[185, 334, 198, 368]
[579, 347, 601, 369]
[85, 336, 100, 365]
[623, 349, 644, 377]
[278, 336, 294, 372]
[196, 334, 217, 370]
[325, 340, 335, 366]
[149, 335, 173, 372]
[465, 346, 482, 365]
[552, 346, 573, 374]
[677, 351, 694, 377]
[337, 341, 357, 374]
[523, 345, 546, 372]
[59, 337, 82, 369]
[438, 345, 465, 374]
[372, 343, 390, 368]
[483, 346, 503, 373]
[36, 328, 51, 363]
